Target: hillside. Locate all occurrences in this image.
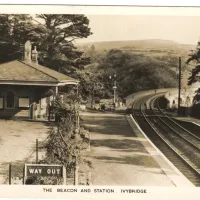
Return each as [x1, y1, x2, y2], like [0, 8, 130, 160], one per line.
[77, 39, 196, 99]
[77, 39, 195, 55]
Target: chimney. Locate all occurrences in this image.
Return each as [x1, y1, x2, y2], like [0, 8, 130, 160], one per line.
[32, 46, 38, 64]
[24, 40, 32, 63]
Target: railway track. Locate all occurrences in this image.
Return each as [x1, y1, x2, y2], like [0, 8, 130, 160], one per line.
[155, 97, 200, 139]
[152, 97, 200, 149]
[132, 94, 200, 186]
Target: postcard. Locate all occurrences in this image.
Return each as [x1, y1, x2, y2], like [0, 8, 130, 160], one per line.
[0, 4, 199, 200]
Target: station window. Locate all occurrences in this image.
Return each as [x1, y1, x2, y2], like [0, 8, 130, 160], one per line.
[7, 91, 14, 108]
[18, 97, 30, 108]
[0, 97, 4, 109]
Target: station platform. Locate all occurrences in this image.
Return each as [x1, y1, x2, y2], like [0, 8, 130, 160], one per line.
[81, 110, 194, 186]
[174, 116, 200, 127]
[127, 114, 194, 187]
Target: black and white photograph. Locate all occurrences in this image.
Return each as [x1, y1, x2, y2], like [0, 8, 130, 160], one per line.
[0, 5, 200, 198]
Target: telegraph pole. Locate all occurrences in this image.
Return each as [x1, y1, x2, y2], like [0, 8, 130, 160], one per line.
[178, 57, 182, 116]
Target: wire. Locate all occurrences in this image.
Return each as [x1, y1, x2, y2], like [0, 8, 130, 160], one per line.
[0, 43, 23, 52]
[7, 50, 21, 55]
[0, 42, 22, 48]
[186, 63, 199, 67]
[0, 36, 15, 43]
[0, 42, 24, 60]
[0, 36, 24, 46]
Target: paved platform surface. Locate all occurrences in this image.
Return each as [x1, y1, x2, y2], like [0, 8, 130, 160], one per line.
[175, 116, 200, 126]
[81, 111, 192, 186]
[128, 114, 193, 187]
[0, 120, 50, 184]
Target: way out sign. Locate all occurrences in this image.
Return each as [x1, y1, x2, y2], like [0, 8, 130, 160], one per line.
[24, 164, 66, 184]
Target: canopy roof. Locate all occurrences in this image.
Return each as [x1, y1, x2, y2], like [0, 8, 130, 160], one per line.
[0, 60, 79, 86]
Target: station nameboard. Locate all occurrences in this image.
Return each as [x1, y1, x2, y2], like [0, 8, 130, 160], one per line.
[25, 164, 64, 177]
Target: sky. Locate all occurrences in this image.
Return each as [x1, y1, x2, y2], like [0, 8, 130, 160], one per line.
[76, 15, 200, 45]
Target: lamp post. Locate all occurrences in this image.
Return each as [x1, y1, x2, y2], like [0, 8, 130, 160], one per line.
[109, 72, 117, 105]
[113, 72, 117, 104]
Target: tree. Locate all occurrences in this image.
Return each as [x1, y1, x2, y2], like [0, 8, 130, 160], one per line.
[33, 14, 92, 73]
[187, 41, 200, 85]
[87, 44, 97, 62]
[0, 14, 39, 63]
[93, 49, 177, 98]
[76, 68, 105, 106]
[0, 14, 92, 75]
[27, 92, 91, 185]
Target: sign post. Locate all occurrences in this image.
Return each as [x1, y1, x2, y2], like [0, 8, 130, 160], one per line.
[72, 155, 79, 185]
[24, 164, 66, 185]
[63, 165, 66, 185]
[23, 165, 25, 185]
[9, 163, 11, 185]
[36, 139, 38, 164]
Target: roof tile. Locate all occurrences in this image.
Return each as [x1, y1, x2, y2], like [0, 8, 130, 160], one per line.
[0, 60, 78, 83]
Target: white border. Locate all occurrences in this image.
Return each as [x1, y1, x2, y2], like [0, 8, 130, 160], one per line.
[1, 5, 200, 16]
[0, 3, 200, 200]
[0, 0, 199, 6]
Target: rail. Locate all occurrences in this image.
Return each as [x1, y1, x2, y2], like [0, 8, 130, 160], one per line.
[133, 95, 200, 177]
[149, 96, 200, 152]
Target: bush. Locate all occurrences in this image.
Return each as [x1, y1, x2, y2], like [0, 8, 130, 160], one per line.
[100, 104, 105, 110]
[27, 92, 92, 185]
[94, 97, 100, 104]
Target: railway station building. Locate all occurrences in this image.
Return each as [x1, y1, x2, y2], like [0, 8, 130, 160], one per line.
[0, 41, 79, 120]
